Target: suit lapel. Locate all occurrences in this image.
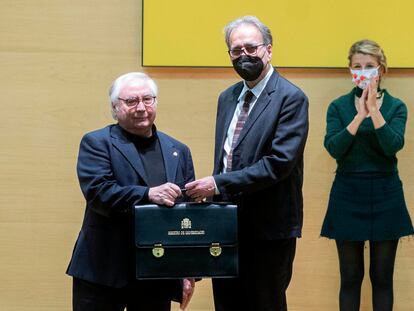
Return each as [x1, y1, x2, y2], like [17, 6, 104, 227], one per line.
[158, 133, 179, 182]
[110, 125, 150, 185]
[233, 71, 279, 149]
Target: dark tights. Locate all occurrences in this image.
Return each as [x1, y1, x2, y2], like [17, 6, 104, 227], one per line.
[336, 240, 398, 311]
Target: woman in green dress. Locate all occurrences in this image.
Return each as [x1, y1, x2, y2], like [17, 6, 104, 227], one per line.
[321, 39, 414, 311]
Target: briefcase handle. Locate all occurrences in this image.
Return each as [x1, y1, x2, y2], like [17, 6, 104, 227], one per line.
[176, 201, 234, 206]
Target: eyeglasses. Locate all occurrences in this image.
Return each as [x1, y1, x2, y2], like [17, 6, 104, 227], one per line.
[118, 96, 156, 107]
[228, 43, 266, 58]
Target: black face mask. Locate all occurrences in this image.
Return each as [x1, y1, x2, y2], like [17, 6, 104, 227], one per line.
[232, 55, 264, 81]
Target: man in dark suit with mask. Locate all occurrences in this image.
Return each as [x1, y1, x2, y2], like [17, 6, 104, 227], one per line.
[185, 16, 309, 311]
[67, 72, 195, 311]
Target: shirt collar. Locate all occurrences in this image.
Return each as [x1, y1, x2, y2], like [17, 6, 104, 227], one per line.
[122, 124, 158, 144]
[238, 65, 274, 101]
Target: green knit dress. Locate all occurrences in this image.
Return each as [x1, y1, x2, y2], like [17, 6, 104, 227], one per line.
[320, 88, 414, 241]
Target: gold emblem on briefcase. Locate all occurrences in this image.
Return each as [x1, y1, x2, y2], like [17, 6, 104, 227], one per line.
[181, 218, 192, 229]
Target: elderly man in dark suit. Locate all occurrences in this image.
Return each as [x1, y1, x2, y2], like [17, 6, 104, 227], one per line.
[185, 16, 309, 311]
[67, 72, 195, 311]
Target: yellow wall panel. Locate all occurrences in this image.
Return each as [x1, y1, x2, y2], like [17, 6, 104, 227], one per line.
[143, 0, 414, 67]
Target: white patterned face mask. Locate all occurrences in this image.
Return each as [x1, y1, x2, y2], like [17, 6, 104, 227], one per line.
[350, 67, 379, 89]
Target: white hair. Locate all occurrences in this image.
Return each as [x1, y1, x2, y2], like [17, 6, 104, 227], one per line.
[108, 72, 158, 119]
[224, 16, 273, 49]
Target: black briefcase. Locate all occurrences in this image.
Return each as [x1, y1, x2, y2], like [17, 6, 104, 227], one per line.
[134, 202, 238, 279]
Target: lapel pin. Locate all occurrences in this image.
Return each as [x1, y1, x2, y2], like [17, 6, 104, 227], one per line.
[173, 151, 178, 157]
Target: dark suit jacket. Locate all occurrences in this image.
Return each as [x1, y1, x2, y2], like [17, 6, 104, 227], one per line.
[213, 70, 309, 240]
[67, 124, 195, 289]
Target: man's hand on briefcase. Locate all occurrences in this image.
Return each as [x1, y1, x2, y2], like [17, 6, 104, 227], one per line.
[185, 176, 216, 202]
[180, 278, 195, 310]
[148, 182, 182, 206]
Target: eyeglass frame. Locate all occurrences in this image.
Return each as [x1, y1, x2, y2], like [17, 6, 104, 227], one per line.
[117, 96, 157, 108]
[227, 43, 266, 58]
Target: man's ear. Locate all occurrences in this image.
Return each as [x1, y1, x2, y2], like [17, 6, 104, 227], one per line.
[266, 44, 273, 60]
[111, 103, 119, 120]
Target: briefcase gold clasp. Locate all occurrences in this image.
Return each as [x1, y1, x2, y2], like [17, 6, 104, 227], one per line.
[152, 244, 164, 258]
[210, 243, 222, 257]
